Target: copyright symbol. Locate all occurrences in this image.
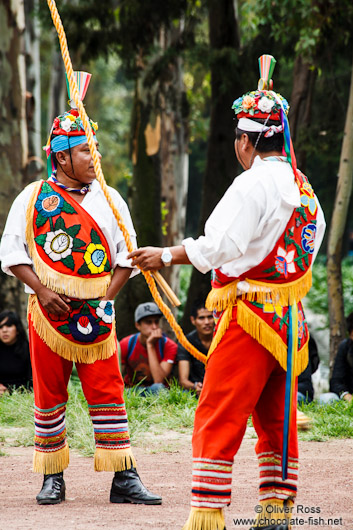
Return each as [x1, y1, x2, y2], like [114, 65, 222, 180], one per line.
[255, 505, 262, 514]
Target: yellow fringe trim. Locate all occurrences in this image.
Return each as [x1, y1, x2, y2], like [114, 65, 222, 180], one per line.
[25, 180, 111, 300]
[206, 269, 312, 311]
[33, 443, 69, 474]
[182, 508, 225, 530]
[94, 448, 136, 472]
[28, 295, 116, 364]
[256, 499, 294, 529]
[207, 305, 233, 361]
[237, 300, 308, 376]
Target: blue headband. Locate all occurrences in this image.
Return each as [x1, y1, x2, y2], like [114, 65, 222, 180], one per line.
[51, 134, 89, 153]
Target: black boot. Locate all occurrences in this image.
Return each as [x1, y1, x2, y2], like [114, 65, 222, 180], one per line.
[250, 524, 289, 530]
[36, 472, 65, 505]
[110, 467, 162, 505]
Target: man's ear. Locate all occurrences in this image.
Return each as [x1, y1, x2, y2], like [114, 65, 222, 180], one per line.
[239, 133, 250, 153]
[190, 316, 196, 326]
[135, 322, 140, 332]
[56, 150, 68, 166]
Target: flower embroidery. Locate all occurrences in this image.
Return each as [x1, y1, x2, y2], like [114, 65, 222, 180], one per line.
[35, 191, 64, 218]
[275, 246, 296, 278]
[258, 96, 274, 113]
[96, 301, 115, 323]
[84, 242, 108, 274]
[68, 313, 100, 342]
[301, 224, 317, 254]
[44, 230, 73, 262]
[300, 182, 317, 215]
[263, 302, 283, 318]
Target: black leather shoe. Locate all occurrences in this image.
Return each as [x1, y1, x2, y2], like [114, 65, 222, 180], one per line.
[250, 524, 289, 530]
[110, 467, 162, 505]
[36, 472, 65, 505]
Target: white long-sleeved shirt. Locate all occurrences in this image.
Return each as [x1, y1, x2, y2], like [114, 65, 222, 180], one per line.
[0, 178, 138, 293]
[183, 156, 325, 289]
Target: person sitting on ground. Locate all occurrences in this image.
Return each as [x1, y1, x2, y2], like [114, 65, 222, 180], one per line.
[120, 302, 178, 394]
[297, 335, 320, 405]
[177, 298, 214, 396]
[320, 311, 353, 404]
[0, 310, 32, 396]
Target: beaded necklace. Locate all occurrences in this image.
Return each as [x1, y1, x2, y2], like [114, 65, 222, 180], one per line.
[50, 174, 91, 195]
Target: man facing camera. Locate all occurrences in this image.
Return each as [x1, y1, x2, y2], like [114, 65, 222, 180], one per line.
[120, 302, 177, 394]
[177, 299, 214, 396]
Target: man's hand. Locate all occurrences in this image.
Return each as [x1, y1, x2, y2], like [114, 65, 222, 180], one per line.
[194, 382, 203, 396]
[343, 393, 352, 403]
[128, 247, 163, 271]
[36, 285, 71, 316]
[146, 328, 163, 346]
[0, 383, 8, 396]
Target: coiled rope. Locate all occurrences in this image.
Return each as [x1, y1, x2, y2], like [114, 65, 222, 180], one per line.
[47, 0, 207, 364]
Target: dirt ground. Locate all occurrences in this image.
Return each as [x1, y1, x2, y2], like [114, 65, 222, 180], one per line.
[0, 436, 352, 530]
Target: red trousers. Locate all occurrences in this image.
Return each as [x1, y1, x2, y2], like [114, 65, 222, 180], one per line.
[28, 317, 134, 474]
[191, 307, 298, 510]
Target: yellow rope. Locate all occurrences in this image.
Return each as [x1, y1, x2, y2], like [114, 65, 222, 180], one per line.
[46, 0, 207, 365]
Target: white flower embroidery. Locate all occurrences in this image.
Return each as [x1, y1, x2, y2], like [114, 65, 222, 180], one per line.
[258, 96, 275, 114]
[275, 246, 296, 278]
[96, 301, 115, 323]
[44, 230, 73, 262]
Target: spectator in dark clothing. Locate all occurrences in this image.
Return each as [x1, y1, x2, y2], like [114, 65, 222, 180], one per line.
[297, 336, 320, 404]
[0, 310, 32, 395]
[177, 299, 214, 396]
[329, 311, 353, 403]
[319, 311, 353, 404]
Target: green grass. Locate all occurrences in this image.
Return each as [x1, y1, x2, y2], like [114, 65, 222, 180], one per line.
[297, 399, 353, 441]
[1, 384, 352, 457]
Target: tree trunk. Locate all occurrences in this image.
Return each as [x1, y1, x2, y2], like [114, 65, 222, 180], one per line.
[0, 0, 28, 320]
[288, 55, 316, 172]
[115, 23, 189, 339]
[115, 64, 163, 339]
[327, 55, 353, 372]
[159, 22, 189, 293]
[181, 0, 241, 332]
[24, 0, 42, 184]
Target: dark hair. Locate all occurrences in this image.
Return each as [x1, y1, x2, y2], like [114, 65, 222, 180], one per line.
[236, 117, 284, 153]
[0, 311, 28, 346]
[190, 298, 207, 318]
[347, 312, 353, 335]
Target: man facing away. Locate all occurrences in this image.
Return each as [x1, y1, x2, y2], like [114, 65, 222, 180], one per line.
[0, 73, 161, 506]
[177, 298, 214, 397]
[120, 302, 177, 394]
[128, 55, 326, 530]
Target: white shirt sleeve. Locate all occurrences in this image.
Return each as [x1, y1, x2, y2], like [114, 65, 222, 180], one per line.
[182, 170, 267, 274]
[0, 185, 34, 276]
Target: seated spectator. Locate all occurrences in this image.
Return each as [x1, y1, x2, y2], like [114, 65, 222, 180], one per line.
[0, 310, 32, 395]
[297, 336, 320, 405]
[120, 302, 177, 395]
[319, 311, 353, 404]
[177, 299, 214, 396]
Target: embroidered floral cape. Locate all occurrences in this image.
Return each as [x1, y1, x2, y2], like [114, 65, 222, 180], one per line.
[26, 180, 116, 363]
[206, 170, 318, 375]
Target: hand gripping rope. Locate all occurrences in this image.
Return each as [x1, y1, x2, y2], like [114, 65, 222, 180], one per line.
[47, 0, 207, 364]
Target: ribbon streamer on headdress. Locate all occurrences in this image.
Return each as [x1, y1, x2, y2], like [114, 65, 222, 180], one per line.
[258, 54, 276, 91]
[66, 71, 92, 109]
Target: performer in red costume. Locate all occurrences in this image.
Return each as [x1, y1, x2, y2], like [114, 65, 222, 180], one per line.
[0, 72, 161, 507]
[128, 56, 325, 530]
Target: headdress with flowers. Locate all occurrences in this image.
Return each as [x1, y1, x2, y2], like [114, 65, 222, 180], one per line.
[43, 71, 98, 178]
[232, 54, 299, 183]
